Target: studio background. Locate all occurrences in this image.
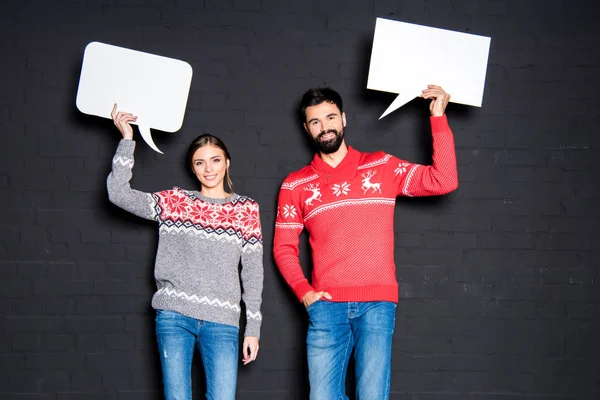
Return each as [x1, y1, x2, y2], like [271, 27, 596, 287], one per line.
[1, 0, 599, 399]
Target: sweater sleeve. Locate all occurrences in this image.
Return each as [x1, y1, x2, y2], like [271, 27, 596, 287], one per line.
[273, 181, 314, 302]
[392, 115, 458, 197]
[240, 201, 264, 338]
[106, 139, 159, 220]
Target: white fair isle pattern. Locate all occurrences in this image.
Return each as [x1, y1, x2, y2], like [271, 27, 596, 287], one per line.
[304, 198, 395, 222]
[112, 155, 134, 167]
[147, 193, 158, 219]
[242, 242, 263, 253]
[402, 165, 420, 197]
[283, 204, 297, 219]
[360, 170, 382, 194]
[281, 174, 319, 190]
[275, 222, 304, 230]
[158, 224, 244, 244]
[331, 182, 351, 197]
[394, 162, 411, 176]
[303, 183, 322, 207]
[156, 288, 241, 313]
[357, 154, 392, 170]
[246, 310, 263, 321]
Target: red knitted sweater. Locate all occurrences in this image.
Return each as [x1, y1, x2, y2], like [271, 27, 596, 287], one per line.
[273, 115, 458, 303]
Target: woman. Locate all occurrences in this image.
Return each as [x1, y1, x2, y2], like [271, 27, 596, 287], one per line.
[106, 105, 263, 400]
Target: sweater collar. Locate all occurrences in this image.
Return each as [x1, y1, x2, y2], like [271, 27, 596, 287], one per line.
[310, 146, 361, 178]
[177, 187, 240, 204]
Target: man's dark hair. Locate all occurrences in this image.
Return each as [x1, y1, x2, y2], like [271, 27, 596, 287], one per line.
[300, 87, 343, 121]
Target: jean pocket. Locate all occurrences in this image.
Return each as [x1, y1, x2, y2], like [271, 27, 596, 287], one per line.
[306, 299, 322, 313]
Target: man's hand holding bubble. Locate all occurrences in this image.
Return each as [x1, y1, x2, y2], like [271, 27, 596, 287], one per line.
[421, 84, 452, 117]
[367, 18, 491, 118]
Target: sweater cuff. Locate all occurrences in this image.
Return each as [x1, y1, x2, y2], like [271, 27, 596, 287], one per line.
[430, 114, 450, 133]
[244, 320, 261, 339]
[293, 281, 315, 303]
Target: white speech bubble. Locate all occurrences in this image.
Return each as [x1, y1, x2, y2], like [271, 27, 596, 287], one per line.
[76, 42, 193, 153]
[367, 18, 491, 119]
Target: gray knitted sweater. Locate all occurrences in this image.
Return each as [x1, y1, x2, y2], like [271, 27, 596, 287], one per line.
[107, 139, 263, 338]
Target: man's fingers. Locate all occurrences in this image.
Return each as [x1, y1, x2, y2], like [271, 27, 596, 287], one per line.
[304, 290, 332, 308]
[421, 92, 440, 99]
[313, 291, 331, 302]
[421, 89, 446, 97]
[321, 291, 332, 300]
[422, 85, 448, 96]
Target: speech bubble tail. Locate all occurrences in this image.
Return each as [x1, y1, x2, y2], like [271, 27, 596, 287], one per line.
[138, 124, 163, 154]
[379, 92, 417, 119]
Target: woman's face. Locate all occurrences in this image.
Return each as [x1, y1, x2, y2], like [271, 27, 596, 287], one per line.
[192, 144, 230, 191]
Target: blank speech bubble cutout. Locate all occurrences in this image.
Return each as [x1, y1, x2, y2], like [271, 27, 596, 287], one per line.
[76, 42, 193, 153]
[367, 18, 491, 119]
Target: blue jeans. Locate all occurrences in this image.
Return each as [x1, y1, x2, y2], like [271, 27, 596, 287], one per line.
[155, 309, 239, 400]
[306, 301, 396, 400]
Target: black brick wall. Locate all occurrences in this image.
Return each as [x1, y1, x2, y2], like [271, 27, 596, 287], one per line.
[1, 0, 599, 399]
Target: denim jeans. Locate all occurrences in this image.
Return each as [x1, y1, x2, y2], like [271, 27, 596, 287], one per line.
[306, 301, 396, 400]
[155, 309, 239, 400]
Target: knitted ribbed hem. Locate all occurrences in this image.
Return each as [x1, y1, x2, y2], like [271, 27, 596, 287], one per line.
[430, 114, 450, 133]
[325, 284, 399, 303]
[151, 292, 241, 330]
[244, 320, 261, 339]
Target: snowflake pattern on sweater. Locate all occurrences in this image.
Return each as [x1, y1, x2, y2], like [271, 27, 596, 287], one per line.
[152, 189, 263, 251]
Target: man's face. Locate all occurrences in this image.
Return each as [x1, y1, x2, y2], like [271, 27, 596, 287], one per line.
[304, 101, 346, 154]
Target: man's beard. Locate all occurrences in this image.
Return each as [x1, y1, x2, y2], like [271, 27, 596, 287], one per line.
[314, 127, 344, 154]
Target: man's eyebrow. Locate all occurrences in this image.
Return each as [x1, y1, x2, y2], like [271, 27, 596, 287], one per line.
[308, 113, 338, 123]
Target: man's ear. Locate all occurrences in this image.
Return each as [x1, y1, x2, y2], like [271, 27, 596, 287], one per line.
[303, 122, 309, 133]
[342, 112, 347, 128]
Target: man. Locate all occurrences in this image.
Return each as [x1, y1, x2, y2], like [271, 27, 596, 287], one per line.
[273, 86, 458, 399]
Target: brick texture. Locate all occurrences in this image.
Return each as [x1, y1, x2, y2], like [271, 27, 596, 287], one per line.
[1, 0, 599, 398]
